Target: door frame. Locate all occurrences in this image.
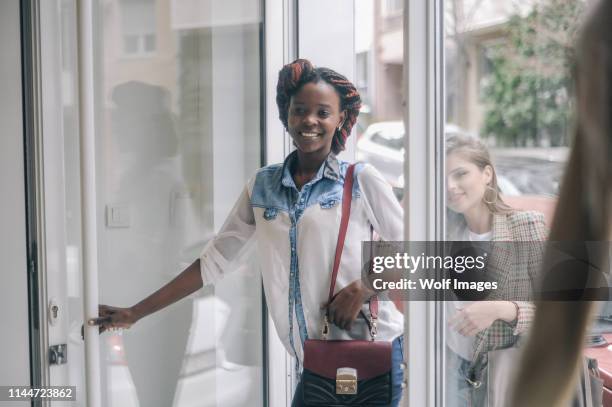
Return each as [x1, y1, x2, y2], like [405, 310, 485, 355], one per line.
[402, 0, 446, 406]
[26, 0, 277, 405]
[21, 0, 49, 401]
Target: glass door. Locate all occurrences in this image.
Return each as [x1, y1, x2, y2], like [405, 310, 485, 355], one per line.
[39, 0, 265, 406]
[442, 1, 590, 406]
[0, 0, 31, 393]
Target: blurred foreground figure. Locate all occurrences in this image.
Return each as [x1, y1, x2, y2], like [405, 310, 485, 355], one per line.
[510, 1, 612, 406]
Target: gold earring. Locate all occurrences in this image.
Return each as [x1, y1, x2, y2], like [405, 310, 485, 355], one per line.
[483, 185, 498, 205]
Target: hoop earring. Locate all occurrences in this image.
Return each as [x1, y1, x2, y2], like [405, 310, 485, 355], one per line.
[483, 185, 498, 205]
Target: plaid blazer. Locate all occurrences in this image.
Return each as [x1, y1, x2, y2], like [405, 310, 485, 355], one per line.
[451, 210, 547, 381]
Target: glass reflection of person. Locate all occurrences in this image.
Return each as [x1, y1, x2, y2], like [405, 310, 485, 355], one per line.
[90, 60, 406, 406]
[104, 81, 194, 407]
[445, 135, 547, 406]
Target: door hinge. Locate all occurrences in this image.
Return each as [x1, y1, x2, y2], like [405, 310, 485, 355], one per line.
[49, 344, 67, 365]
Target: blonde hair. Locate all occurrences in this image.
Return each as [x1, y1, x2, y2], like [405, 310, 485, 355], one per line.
[446, 135, 513, 214]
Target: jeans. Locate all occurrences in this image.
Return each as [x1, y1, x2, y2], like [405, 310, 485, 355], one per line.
[291, 335, 405, 407]
[445, 349, 487, 407]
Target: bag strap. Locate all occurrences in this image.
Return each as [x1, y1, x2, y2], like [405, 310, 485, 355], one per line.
[327, 163, 355, 303]
[324, 163, 378, 338]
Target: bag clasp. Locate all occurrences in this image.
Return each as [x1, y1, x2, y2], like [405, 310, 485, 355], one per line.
[336, 367, 358, 395]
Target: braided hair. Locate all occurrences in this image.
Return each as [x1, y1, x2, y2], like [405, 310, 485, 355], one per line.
[276, 59, 361, 154]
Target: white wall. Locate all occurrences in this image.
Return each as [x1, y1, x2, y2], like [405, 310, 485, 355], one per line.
[0, 0, 31, 394]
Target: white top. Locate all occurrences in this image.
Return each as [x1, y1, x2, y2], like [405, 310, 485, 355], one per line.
[467, 229, 492, 242]
[198, 153, 405, 362]
[447, 226, 492, 360]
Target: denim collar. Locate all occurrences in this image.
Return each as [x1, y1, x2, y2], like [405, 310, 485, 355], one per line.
[280, 150, 342, 189]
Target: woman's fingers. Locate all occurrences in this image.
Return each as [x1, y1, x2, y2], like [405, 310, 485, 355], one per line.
[88, 304, 114, 326]
[83, 305, 134, 339]
[328, 296, 360, 331]
[88, 315, 112, 326]
[98, 304, 118, 316]
[448, 310, 471, 336]
[458, 322, 476, 336]
[331, 308, 349, 330]
[332, 309, 349, 330]
[447, 312, 460, 328]
[323, 281, 373, 332]
[88, 305, 134, 331]
[81, 317, 109, 340]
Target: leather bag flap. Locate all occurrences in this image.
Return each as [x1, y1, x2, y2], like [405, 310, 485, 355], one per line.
[303, 339, 392, 380]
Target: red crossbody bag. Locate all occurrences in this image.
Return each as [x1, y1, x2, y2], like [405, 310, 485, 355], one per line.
[301, 164, 393, 406]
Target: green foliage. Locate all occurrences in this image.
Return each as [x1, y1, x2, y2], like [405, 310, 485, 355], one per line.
[481, 0, 585, 147]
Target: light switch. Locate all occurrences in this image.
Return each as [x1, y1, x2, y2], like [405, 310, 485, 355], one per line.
[106, 204, 130, 228]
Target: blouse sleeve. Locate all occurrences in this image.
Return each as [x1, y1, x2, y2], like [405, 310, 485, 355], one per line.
[199, 181, 256, 286]
[512, 211, 547, 335]
[356, 164, 404, 241]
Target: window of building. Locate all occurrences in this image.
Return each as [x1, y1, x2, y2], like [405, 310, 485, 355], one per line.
[382, 0, 403, 17]
[120, 0, 157, 56]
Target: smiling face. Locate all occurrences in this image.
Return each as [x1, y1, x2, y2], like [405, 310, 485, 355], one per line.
[446, 151, 493, 214]
[287, 81, 345, 156]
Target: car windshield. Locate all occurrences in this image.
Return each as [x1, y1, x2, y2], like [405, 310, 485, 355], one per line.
[370, 131, 404, 151]
[493, 155, 564, 196]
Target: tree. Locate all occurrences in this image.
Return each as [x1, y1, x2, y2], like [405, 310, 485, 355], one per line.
[481, 0, 586, 147]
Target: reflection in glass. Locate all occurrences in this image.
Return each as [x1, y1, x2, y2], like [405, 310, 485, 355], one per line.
[354, 0, 405, 201]
[443, 1, 587, 405]
[48, 0, 264, 406]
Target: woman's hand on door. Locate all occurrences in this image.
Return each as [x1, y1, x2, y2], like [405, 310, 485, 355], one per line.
[88, 305, 138, 334]
[83, 259, 203, 338]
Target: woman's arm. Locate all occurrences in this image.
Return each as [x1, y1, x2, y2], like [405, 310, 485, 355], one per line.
[131, 259, 203, 320]
[90, 183, 256, 332]
[90, 260, 203, 331]
[327, 164, 403, 330]
[448, 301, 518, 336]
[512, 211, 548, 334]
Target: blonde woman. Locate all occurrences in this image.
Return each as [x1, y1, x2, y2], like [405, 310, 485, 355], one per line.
[445, 135, 547, 406]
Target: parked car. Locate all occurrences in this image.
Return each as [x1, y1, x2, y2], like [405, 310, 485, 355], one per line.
[490, 150, 567, 197]
[356, 121, 489, 198]
[491, 150, 567, 225]
[356, 120, 565, 203]
[356, 121, 405, 192]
